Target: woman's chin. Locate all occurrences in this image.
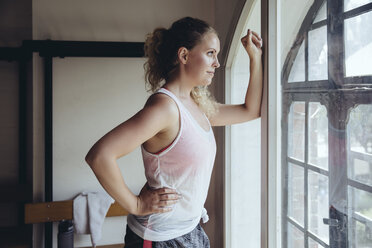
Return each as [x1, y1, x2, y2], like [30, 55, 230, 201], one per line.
[194, 78, 213, 87]
[202, 78, 213, 86]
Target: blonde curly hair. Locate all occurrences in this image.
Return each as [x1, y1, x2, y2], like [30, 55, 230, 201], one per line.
[143, 17, 218, 118]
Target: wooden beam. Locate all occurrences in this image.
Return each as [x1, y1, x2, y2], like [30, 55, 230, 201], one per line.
[25, 201, 128, 224]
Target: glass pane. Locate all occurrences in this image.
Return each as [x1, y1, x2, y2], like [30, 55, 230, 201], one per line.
[308, 102, 328, 170]
[348, 187, 372, 247]
[313, 2, 327, 23]
[349, 158, 372, 187]
[345, 11, 372, 77]
[288, 163, 305, 226]
[309, 237, 325, 248]
[288, 102, 305, 161]
[344, 0, 372, 11]
[308, 26, 328, 81]
[308, 170, 329, 244]
[348, 105, 372, 155]
[288, 222, 304, 248]
[349, 187, 372, 219]
[349, 219, 372, 248]
[288, 41, 305, 83]
[347, 104, 372, 186]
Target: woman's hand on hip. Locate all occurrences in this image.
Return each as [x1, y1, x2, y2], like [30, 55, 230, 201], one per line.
[134, 183, 181, 216]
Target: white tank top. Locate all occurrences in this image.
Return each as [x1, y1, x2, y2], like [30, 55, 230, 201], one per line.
[127, 88, 217, 241]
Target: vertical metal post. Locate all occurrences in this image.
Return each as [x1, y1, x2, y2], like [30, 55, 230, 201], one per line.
[18, 58, 27, 227]
[44, 55, 53, 248]
[327, 0, 348, 247]
[304, 102, 309, 248]
[261, 0, 269, 247]
[19, 58, 27, 185]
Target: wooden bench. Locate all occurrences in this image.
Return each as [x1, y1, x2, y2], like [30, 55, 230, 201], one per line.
[25, 200, 129, 247]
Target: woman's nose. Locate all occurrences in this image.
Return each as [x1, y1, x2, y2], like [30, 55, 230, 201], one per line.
[213, 57, 220, 68]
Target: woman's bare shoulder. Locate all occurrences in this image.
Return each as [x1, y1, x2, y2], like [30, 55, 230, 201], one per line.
[144, 93, 179, 120]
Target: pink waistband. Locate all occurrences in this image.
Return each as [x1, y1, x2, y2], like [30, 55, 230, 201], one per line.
[143, 240, 152, 248]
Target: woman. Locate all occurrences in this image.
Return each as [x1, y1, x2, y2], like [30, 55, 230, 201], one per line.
[85, 16, 262, 247]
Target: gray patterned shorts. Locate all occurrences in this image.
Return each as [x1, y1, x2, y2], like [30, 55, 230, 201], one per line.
[124, 224, 210, 248]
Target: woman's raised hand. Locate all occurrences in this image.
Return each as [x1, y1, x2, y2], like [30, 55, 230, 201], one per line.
[241, 29, 263, 61]
[135, 182, 181, 216]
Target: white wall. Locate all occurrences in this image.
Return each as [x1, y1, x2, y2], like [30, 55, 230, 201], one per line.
[31, 0, 216, 247]
[52, 57, 148, 247]
[33, 0, 215, 41]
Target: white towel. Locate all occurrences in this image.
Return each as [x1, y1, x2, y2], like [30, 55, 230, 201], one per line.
[73, 191, 114, 247]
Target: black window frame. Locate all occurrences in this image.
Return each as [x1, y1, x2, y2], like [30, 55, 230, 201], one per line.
[281, 0, 372, 247]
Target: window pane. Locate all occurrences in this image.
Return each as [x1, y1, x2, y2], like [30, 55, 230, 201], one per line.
[308, 237, 325, 248]
[288, 222, 304, 248]
[308, 102, 328, 170]
[308, 170, 329, 244]
[347, 104, 372, 186]
[344, 0, 372, 11]
[349, 158, 372, 187]
[308, 26, 328, 81]
[288, 163, 305, 226]
[313, 2, 327, 23]
[348, 105, 372, 155]
[345, 11, 372, 77]
[349, 187, 372, 219]
[348, 187, 372, 247]
[288, 102, 305, 161]
[288, 41, 305, 83]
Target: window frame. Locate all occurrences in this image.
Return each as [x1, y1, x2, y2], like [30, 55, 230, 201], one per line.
[262, 0, 281, 247]
[281, 0, 372, 247]
[223, 0, 276, 247]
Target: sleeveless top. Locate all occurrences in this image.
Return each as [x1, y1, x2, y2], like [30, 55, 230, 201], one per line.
[127, 88, 217, 241]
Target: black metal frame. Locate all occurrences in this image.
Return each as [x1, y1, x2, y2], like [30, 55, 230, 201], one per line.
[281, 0, 372, 247]
[1, 40, 144, 247]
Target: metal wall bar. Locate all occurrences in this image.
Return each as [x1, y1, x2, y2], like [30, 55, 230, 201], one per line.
[44, 55, 53, 248]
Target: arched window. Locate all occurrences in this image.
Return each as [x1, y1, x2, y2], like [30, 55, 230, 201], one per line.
[282, 0, 372, 247]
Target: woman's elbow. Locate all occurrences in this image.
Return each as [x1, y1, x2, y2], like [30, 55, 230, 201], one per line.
[85, 145, 116, 169]
[244, 107, 261, 121]
[85, 146, 106, 168]
[85, 149, 97, 167]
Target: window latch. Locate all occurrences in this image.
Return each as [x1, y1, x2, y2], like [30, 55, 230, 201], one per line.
[323, 218, 339, 226]
[323, 216, 347, 231]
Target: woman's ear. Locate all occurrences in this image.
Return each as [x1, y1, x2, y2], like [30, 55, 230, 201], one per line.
[177, 47, 189, 64]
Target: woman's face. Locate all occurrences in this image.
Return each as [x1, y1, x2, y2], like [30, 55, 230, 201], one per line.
[184, 32, 220, 86]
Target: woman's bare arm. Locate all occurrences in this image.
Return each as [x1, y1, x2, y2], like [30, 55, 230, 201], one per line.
[85, 94, 180, 215]
[209, 29, 263, 126]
